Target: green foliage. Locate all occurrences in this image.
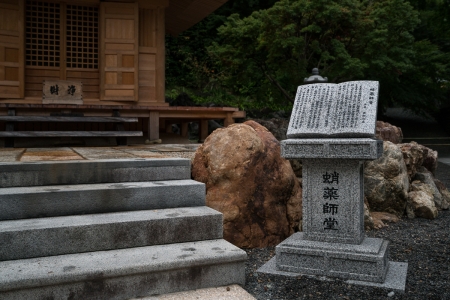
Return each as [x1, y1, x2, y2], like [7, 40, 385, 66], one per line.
[166, 0, 450, 115]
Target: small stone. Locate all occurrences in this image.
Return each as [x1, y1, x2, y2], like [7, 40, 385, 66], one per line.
[226, 286, 230, 291]
[388, 291, 395, 297]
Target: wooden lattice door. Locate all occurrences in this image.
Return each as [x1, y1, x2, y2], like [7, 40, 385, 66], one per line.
[24, 1, 100, 99]
[0, 0, 24, 99]
[99, 2, 139, 102]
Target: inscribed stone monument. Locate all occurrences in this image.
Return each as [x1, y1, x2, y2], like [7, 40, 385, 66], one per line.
[258, 81, 408, 291]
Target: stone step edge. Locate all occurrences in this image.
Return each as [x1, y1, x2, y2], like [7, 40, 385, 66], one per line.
[0, 239, 247, 293]
[0, 206, 223, 261]
[0, 158, 191, 188]
[0, 179, 205, 221]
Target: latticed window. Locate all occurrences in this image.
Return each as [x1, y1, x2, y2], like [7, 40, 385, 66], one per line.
[25, 1, 61, 67]
[66, 5, 99, 69]
[25, 1, 99, 69]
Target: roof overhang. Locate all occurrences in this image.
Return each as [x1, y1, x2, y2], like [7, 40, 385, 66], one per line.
[74, 0, 229, 35]
[166, 0, 229, 35]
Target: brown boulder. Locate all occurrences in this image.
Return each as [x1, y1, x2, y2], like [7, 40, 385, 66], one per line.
[192, 120, 302, 248]
[376, 121, 403, 144]
[364, 141, 409, 217]
[252, 118, 289, 141]
[253, 118, 302, 177]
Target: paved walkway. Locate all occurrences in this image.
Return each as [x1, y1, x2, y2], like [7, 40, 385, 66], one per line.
[0, 144, 200, 162]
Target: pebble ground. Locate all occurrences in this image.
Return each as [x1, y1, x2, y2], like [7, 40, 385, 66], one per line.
[244, 161, 450, 300]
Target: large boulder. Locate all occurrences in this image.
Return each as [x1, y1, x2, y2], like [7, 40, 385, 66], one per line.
[364, 141, 410, 217]
[376, 121, 403, 144]
[253, 118, 302, 177]
[398, 142, 425, 180]
[407, 181, 438, 219]
[251, 118, 289, 141]
[192, 120, 302, 248]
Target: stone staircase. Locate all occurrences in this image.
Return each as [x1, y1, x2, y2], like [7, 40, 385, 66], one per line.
[0, 158, 246, 299]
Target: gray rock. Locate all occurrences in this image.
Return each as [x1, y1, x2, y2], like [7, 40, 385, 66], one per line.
[413, 168, 444, 210]
[406, 187, 438, 219]
[434, 179, 450, 210]
[364, 141, 409, 217]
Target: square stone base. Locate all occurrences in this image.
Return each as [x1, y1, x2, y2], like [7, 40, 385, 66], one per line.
[257, 257, 408, 292]
[275, 233, 389, 283]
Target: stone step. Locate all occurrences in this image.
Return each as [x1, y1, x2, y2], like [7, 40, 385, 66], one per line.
[0, 179, 205, 221]
[0, 158, 191, 188]
[0, 239, 247, 300]
[0, 207, 222, 261]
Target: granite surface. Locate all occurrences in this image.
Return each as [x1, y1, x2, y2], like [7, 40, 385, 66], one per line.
[257, 257, 408, 292]
[281, 138, 383, 159]
[273, 233, 389, 283]
[287, 81, 379, 138]
[302, 159, 365, 244]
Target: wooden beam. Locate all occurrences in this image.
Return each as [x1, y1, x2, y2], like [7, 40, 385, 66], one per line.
[0, 131, 143, 137]
[0, 116, 138, 122]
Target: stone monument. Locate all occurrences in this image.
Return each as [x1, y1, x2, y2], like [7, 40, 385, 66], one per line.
[258, 77, 408, 291]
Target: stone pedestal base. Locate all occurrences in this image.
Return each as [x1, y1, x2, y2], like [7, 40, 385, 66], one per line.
[275, 233, 389, 283]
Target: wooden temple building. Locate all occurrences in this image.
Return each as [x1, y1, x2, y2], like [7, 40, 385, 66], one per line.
[0, 0, 244, 146]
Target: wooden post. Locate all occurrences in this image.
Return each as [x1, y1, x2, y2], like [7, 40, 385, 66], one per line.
[181, 122, 189, 138]
[224, 112, 234, 127]
[148, 111, 159, 141]
[199, 120, 208, 142]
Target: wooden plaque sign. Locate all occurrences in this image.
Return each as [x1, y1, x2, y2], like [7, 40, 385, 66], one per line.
[43, 80, 83, 105]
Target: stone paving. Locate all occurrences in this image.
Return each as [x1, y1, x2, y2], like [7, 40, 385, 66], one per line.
[0, 144, 200, 162]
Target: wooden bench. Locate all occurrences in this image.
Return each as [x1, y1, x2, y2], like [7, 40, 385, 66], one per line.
[0, 108, 142, 147]
[0, 104, 246, 147]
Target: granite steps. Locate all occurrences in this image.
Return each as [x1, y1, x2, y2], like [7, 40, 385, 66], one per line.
[0, 158, 247, 299]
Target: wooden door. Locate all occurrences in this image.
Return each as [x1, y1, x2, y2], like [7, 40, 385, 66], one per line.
[100, 2, 139, 102]
[0, 0, 24, 99]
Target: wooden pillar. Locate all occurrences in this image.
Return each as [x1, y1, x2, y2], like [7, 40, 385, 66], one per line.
[199, 120, 208, 142]
[181, 122, 189, 138]
[148, 111, 159, 141]
[224, 112, 234, 127]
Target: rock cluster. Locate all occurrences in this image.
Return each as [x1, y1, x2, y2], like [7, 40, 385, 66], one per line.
[364, 139, 448, 222]
[192, 119, 449, 247]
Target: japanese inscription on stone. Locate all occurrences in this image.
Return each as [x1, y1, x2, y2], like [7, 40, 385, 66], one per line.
[287, 81, 379, 138]
[322, 171, 339, 230]
[43, 80, 83, 105]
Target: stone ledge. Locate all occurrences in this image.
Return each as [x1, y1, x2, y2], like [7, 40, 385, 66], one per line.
[274, 233, 389, 283]
[258, 257, 408, 293]
[281, 138, 383, 159]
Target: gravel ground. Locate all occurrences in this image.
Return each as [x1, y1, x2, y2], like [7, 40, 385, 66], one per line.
[244, 163, 450, 300]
